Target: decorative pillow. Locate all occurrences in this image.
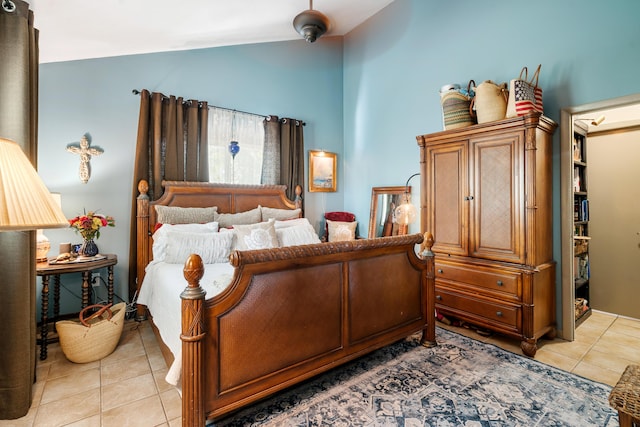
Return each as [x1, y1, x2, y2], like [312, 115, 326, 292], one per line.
[327, 219, 358, 242]
[260, 206, 302, 221]
[233, 220, 279, 251]
[274, 218, 314, 229]
[276, 223, 321, 247]
[219, 227, 237, 252]
[214, 207, 261, 228]
[156, 230, 233, 264]
[155, 205, 218, 225]
[152, 221, 219, 240]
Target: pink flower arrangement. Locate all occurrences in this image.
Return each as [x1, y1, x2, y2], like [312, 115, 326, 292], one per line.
[68, 211, 115, 240]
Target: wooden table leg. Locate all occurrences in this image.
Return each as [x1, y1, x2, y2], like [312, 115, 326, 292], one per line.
[40, 275, 50, 360]
[81, 271, 91, 308]
[107, 265, 114, 305]
[53, 275, 61, 321]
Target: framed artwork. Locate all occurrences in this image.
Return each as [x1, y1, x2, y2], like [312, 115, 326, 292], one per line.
[308, 150, 337, 192]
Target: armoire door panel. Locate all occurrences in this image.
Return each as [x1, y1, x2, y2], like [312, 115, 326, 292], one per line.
[470, 133, 524, 263]
[427, 142, 468, 256]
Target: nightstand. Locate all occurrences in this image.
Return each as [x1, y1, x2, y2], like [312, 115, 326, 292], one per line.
[36, 254, 118, 360]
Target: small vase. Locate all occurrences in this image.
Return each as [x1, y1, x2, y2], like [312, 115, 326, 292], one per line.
[80, 239, 99, 257]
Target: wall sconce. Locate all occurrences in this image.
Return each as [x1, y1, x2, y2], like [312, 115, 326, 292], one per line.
[0, 138, 68, 231]
[394, 173, 420, 230]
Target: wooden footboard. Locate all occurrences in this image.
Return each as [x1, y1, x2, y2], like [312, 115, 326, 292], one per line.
[180, 232, 436, 426]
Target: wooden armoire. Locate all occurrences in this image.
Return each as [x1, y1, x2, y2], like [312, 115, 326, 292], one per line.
[417, 112, 557, 356]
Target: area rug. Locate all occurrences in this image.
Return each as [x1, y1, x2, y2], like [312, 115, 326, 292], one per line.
[213, 327, 618, 426]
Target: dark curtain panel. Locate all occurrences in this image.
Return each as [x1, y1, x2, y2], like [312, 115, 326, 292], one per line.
[0, 0, 39, 419]
[127, 89, 209, 299]
[261, 115, 281, 185]
[263, 116, 305, 201]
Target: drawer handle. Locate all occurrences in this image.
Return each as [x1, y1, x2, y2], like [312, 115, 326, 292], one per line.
[496, 280, 503, 286]
[437, 269, 443, 274]
[436, 295, 442, 301]
[496, 311, 503, 317]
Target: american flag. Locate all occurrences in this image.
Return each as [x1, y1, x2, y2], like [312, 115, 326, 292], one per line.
[514, 80, 543, 115]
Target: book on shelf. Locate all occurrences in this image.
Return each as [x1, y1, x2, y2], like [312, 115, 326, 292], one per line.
[573, 167, 581, 192]
[581, 199, 589, 221]
[574, 199, 589, 222]
[574, 254, 590, 280]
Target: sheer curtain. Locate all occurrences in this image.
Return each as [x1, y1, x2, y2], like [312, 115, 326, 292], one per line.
[208, 108, 265, 184]
[128, 89, 209, 299]
[263, 116, 305, 201]
[0, 0, 39, 419]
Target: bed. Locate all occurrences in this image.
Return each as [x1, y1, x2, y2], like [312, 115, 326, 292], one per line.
[135, 180, 436, 426]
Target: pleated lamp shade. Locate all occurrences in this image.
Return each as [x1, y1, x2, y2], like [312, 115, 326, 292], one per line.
[0, 137, 68, 230]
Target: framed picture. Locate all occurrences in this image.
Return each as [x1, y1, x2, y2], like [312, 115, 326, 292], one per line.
[308, 150, 337, 192]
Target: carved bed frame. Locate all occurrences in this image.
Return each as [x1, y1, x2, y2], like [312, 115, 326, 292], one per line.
[135, 180, 436, 426]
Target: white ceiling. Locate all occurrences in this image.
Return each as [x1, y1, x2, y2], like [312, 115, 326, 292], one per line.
[28, 0, 395, 64]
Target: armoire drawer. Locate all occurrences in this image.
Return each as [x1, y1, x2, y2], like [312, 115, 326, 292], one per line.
[435, 262, 520, 299]
[435, 287, 520, 329]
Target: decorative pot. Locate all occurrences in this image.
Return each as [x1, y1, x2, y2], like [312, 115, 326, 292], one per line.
[80, 239, 99, 257]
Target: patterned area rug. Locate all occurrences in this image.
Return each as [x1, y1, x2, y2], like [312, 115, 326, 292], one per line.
[213, 327, 618, 426]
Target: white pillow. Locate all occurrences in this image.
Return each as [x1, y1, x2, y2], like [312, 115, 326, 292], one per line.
[276, 223, 321, 247]
[215, 207, 262, 228]
[156, 230, 233, 264]
[274, 218, 313, 229]
[153, 221, 219, 240]
[327, 219, 358, 242]
[233, 220, 279, 251]
[219, 228, 238, 252]
[260, 205, 302, 221]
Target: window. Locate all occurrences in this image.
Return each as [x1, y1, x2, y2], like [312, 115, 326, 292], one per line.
[208, 108, 264, 184]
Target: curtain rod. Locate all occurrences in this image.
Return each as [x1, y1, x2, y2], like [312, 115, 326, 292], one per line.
[132, 89, 305, 125]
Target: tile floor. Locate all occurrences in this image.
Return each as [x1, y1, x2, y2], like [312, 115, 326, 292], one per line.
[2, 310, 639, 426]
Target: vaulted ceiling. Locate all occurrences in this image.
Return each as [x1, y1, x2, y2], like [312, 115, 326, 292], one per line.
[29, 0, 395, 63]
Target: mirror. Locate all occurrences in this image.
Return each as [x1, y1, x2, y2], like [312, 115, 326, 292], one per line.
[368, 186, 410, 238]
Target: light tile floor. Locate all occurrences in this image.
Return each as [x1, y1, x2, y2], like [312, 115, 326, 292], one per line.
[439, 310, 640, 387]
[2, 310, 638, 426]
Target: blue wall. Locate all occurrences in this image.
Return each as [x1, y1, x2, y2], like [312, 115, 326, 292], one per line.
[38, 0, 640, 329]
[342, 0, 640, 330]
[38, 38, 345, 317]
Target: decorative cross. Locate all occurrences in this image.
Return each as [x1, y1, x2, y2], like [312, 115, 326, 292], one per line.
[66, 135, 104, 184]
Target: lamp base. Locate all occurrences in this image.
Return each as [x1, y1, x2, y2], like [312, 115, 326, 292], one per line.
[36, 230, 50, 262]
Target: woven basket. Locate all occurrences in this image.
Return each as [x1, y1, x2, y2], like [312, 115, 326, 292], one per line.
[474, 80, 508, 124]
[56, 302, 126, 363]
[609, 364, 640, 421]
[441, 91, 475, 130]
[574, 240, 588, 255]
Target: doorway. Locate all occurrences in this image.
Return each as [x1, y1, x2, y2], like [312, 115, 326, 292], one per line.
[588, 130, 640, 318]
[560, 93, 640, 341]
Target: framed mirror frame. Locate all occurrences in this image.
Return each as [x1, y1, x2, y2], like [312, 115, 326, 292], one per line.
[368, 186, 410, 238]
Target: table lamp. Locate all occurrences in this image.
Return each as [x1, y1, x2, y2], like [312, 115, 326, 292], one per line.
[0, 137, 68, 230]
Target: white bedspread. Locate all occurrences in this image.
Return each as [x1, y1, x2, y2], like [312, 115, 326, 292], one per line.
[137, 261, 234, 386]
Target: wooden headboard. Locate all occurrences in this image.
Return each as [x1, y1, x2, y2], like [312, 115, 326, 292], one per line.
[135, 180, 303, 303]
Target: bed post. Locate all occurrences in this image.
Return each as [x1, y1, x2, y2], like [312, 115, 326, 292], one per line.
[181, 254, 206, 427]
[135, 180, 150, 321]
[294, 184, 303, 211]
[420, 232, 437, 347]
